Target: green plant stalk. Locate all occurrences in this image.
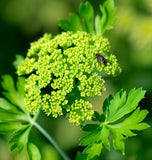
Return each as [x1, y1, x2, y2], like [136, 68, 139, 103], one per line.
[33, 121, 70, 160]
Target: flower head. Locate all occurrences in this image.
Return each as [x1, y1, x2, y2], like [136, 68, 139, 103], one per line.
[17, 31, 121, 125]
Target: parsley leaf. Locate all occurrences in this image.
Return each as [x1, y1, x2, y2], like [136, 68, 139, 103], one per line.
[80, 88, 149, 159]
[99, 0, 116, 35]
[27, 143, 41, 160]
[79, 1, 94, 35]
[59, 13, 82, 32]
[59, 0, 117, 35]
[59, 1, 94, 34]
[0, 75, 41, 159]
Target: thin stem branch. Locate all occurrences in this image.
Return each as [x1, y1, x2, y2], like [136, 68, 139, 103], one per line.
[32, 110, 40, 122]
[34, 122, 70, 160]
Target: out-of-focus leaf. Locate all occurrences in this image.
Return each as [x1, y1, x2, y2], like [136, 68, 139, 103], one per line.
[95, 15, 101, 35]
[0, 109, 26, 121]
[13, 55, 24, 70]
[76, 152, 87, 160]
[0, 98, 17, 111]
[59, 0, 116, 36]
[0, 75, 40, 158]
[27, 143, 41, 160]
[79, 1, 94, 34]
[0, 122, 28, 134]
[9, 127, 31, 153]
[59, 13, 82, 32]
[1, 75, 25, 111]
[100, 0, 117, 35]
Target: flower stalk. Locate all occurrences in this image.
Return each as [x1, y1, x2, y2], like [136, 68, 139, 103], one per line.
[33, 122, 70, 160]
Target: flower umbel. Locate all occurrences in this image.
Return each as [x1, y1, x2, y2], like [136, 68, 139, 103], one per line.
[17, 31, 121, 125]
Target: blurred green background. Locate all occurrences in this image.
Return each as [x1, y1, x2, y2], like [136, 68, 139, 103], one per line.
[0, 0, 152, 159]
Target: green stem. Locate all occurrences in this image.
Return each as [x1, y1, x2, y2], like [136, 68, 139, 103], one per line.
[34, 122, 70, 160]
[32, 110, 40, 122]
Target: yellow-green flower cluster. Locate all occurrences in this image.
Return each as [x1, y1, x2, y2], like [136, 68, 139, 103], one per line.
[25, 74, 41, 114]
[17, 31, 121, 125]
[66, 99, 94, 125]
[78, 73, 105, 97]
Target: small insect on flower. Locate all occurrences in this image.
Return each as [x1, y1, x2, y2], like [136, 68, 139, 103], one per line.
[95, 53, 107, 65]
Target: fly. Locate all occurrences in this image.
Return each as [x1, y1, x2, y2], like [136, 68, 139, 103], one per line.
[95, 53, 107, 65]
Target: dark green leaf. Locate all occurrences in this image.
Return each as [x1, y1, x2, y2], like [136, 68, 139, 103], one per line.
[103, 94, 113, 116]
[92, 111, 105, 122]
[9, 143, 18, 152]
[100, 114, 106, 122]
[76, 152, 87, 160]
[93, 111, 101, 121]
[82, 124, 100, 131]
